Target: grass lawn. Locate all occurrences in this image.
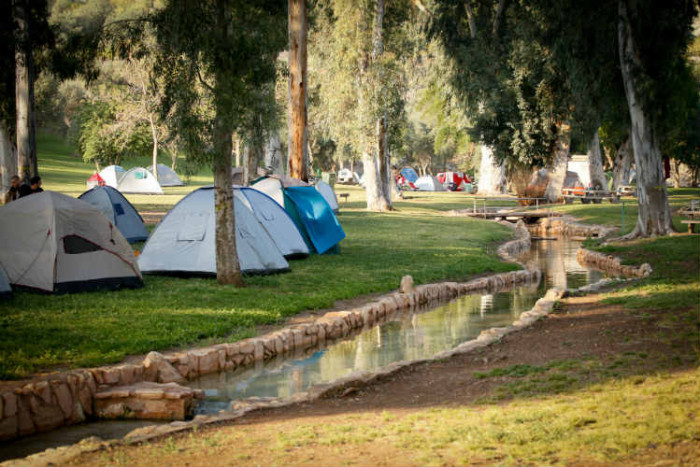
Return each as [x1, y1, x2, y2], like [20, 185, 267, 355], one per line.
[0, 135, 518, 379]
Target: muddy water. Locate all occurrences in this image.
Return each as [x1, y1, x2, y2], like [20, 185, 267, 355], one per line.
[190, 238, 604, 413]
[0, 237, 604, 462]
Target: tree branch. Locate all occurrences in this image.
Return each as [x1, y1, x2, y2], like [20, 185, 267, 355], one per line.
[492, 0, 507, 37]
[196, 65, 215, 94]
[465, 1, 477, 39]
[412, 0, 433, 17]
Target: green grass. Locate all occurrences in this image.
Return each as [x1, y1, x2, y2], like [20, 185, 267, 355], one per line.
[0, 135, 518, 379]
[550, 188, 700, 235]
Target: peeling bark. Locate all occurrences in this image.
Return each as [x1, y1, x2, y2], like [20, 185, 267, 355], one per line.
[0, 123, 15, 194]
[543, 123, 570, 203]
[611, 136, 633, 192]
[587, 129, 608, 191]
[618, 0, 674, 236]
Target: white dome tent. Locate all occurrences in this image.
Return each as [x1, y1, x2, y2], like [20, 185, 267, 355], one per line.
[78, 186, 150, 243]
[415, 174, 446, 191]
[148, 164, 185, 187]
[117, 167, 164, 195]
[0, 192, 143, 293]
[315, 180, 339, 213]
[237, 187, 309, 258]
[97, 165, 126, 188]
[138, 186, 290, 276]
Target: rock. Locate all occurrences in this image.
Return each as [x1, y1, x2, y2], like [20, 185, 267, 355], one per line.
[51, 383, 73, 419]
[94, 382, 201, 421]
[143, 351, 185, 384]
[399, 275, 414, 294]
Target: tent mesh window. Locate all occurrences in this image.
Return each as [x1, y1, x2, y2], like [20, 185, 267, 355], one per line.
[63, 235, 103, 254]
[135, 171, 147, 179]
[113, 203, 125, 216]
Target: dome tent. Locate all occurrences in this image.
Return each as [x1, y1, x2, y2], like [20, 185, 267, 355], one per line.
[0, 192, 142, 293]
[78, 186, 149, 243]
[117, 167, 164, 195]
[148, 164, 185, 187]
[415, 174, 446, 192]
[98, 165, 126, 188]
[0, 266, 12, 299]
[237, 187, 309, 258]
[138, 186, 290, 276]
[251, 177, 345, 254]
[315, 180, 339, 213]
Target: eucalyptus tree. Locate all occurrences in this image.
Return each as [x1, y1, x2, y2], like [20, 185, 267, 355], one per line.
[310, 0, 409, 211]
[152, 0, 286, 285]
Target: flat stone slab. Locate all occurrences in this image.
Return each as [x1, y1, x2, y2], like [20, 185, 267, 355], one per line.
[94, 382, 204, 421]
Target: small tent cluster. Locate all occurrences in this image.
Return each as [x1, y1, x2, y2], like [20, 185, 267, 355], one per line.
[87, 164, 186, 194]
[251, 176, 345, 255]
[138, 185, 320, 276]
[0, 192, 143, 293]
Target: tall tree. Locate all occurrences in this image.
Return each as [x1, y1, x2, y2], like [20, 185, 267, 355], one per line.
[288, 0, 309, 181]
[153, 0, 286, 285]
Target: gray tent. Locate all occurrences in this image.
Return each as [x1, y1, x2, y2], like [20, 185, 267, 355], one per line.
[0, 192, 143, 293]
[0, 266, 12, 299]
[138, 186, 290, 276]
[148, 164, 185, 187]
[78, 186, 150, 243]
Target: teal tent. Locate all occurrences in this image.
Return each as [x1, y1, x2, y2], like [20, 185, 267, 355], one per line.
[284, 187, 345, 254]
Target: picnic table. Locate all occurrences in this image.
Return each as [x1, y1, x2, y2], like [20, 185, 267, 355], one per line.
[562, 188, 619, 204]
[679, 200, 700, 233]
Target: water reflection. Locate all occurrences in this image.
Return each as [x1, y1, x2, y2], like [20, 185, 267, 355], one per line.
[192, 238, 605, 413]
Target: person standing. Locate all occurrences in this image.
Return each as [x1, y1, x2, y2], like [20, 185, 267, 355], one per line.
[2, 176, 21, 204]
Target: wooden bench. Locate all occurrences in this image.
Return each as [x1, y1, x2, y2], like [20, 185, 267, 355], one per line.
[681, 219, 700, 234]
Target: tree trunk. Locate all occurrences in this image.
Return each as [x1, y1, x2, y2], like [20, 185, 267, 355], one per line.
[618, 0, 674, 236]
[543, 123, 570, 203]
[149, 115, 159, 180]
[14, 0, 31, 183]
[375, 115, 392, 209]
[611, 136, 633, 192]
[0, 123, 15, 194]
[587, 129, 608, 191]
[288, 0, 308, 181]
[264, 131, 285, 176]
[212, 0, 244, 286]
[670, 159, 681, 189]
[362, 150, 388, 211]
[29, 53, 38, 178]
[478, 144, 505, 196]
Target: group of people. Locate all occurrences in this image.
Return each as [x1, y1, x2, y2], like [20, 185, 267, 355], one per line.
[2, 175, 43, 204]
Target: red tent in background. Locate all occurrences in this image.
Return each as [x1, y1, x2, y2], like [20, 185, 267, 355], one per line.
[86, 173, 106, 189]
[437, 171, 471, 191]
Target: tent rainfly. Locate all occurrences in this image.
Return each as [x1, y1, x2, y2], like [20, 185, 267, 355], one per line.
[400, 167, 419, 184]
[78, 186, 150, 243]
[415, 175, 446, 192]
[86, 173, 106, 189]
[315, 180, 339, 214]
[0, 191, 143, 293]
[98, 165, 126, 188]
[148, 164, 185, 187]
[117, 167, 164, 195]
[283, 186, 345, 254]
[251, 177, 345, 254]
[0, 266, 12, 299]
[138, 186, 290, 276]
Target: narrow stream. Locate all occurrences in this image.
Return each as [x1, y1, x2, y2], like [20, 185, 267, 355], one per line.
[0, 237, 605, 462]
